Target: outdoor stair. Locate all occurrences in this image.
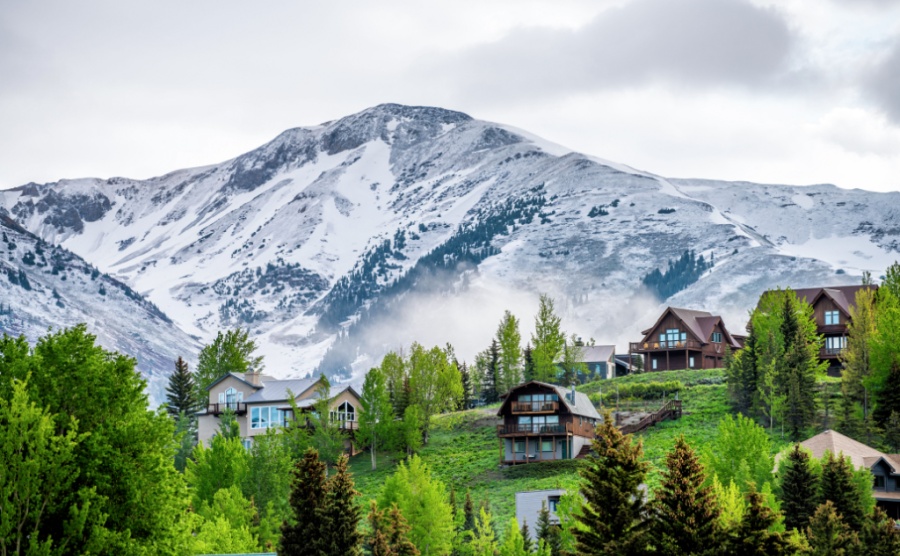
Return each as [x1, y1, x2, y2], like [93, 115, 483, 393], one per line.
[618, 399, 683, 435]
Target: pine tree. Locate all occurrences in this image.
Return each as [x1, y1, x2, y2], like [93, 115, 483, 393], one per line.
[819, 451, 866, 531]
[779, 293, 822, 440]
[482, 340, 500, 403]
[386, 505, 420, 556]
[535, 501, 560, 555]
[320, 454, 362, 556]
[650, 436, 719, 555]
[839, 287, 877, 439]
[873, 362, 900, 428]
[366, 501, 420, 556]
[499, 517, 529, 556]
[778, 444, 819, 532]
[520, 520, 534, 553]
[860, 506, 900, 556]
[806, 501, 859, 556]
[574, 410, 649, 555]
[463, 490, 476, 533]
[166, 356, 198, 417]
[884, 410, 900, 452]
[724, 322, 757, 415]
[721, 487, 790, 556]
[279, 448, 328, 556]
[460, 362, 472, 410]
[523, 343, 535, 382]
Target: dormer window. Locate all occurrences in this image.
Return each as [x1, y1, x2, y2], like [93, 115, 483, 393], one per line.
[219, 387, 243, 410]
[711, 332, 723, 343]
[331, 401, 356, 423]
[825, 311, 840, 325]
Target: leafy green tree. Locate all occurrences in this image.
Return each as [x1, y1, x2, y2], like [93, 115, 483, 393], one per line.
[868, 275, 900, 428]
[358, 366, 395, 470]
[190, 510, 259, 555]
[555, 491, 585, 555]
[703, 413, 774, 492]
[408, 343, 463, 443]
[186, 417, 251, 509]
[0, 379, 81, 556]
[193, 485, 260, 551]
[379, 455, 455, 556]
[321, 454, 362, 556]
[711, 475, 745, 530]
[467, 508, 498, 556]
[496, 310, 523, 393]
[309, 377, 347, 465]
[806, 501, 859, 556]
[873, 362, 900, 430]
[0, 325, 192, 554]
[860, 506, 900, 556]
[531, 294, 565, 383]
[819, 451, 866, 531]
[560, 334, 587, 386]
[166, 356, 199, 417]
[778, 444, 819, 532]
[280, 448, 328, 556]
[499, 517, 529, 556]
[400, 405, 425, 455]
[651, 436, 719, 555]
[243, 428, 293, 523]
[574, 410, 649, 555]
[195, 327, 264, 392]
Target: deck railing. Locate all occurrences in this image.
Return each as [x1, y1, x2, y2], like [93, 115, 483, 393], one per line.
[820, 347, 845, 358]
[630, 339, 703, 352]
[497, 422, 572, 435]
[619, 400, 682, 435]
[511, 401, 559, 414]
[206, 402, 248, 415]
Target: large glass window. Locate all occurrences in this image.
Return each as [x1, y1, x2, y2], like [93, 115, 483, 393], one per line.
[251, 406, 284, 430]
[330, 401, 356, 423]
[515, 440, 526, 453]
[221, 387, 243, 410]
[541, 440, 553, 452]
[825, 336, 847, 352]
[825, 311, 840, 325]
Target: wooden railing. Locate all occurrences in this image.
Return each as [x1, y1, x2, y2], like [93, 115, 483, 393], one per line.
[619, 400, 682, 435]
[820, 347, 844, 358]
[630, 339, 703, 352]
[511, 401, 559, 414]
[206, 402, 247, 415]
[497, 422, 572, 436]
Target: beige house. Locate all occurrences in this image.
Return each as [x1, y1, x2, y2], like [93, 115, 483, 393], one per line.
[197, 371, 361, 452]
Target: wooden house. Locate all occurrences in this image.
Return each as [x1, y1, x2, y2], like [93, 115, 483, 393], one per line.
[629, 307, 742, 372]
[497, 381, 601, 465]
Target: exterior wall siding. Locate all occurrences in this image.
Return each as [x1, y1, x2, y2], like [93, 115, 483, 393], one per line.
[516, 490, 566, 539]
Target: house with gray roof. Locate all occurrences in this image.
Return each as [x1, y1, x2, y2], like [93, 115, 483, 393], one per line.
[497, 381, 601, 465]
[197, 371, 361, 452]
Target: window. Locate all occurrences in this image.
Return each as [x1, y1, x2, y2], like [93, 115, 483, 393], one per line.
[541, 440, 553, 452]
[242, 439, 252, 450]
[251, 406, 284, 430]
[662, 328, 686, 348]
[712, 332, 723, 343]
[652, 358, 658, 370]
[689, 356, 695, 368]
[219, 387, 243, 409]
[825, 336, 847, 352]
[548, 496, 560, 512]
[330, 401, 356, 423]
[515, 441, 526, 453]
[518, 415, 532, 427]
[874, 475, 886, 489]
[825, 311, 840, 325]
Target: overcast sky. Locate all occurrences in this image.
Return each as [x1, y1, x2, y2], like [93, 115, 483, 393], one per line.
[2, 0, 899, 192]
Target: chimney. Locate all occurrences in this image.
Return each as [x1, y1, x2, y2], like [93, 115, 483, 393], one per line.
[244, 369, 261, 386]
[569, 384, 576, 404]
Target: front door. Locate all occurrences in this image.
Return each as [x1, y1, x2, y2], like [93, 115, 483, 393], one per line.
[560, 439, 568, 459]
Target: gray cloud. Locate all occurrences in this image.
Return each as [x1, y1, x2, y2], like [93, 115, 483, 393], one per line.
[430, 0, 795, 100]
[867, 40, 900, 123]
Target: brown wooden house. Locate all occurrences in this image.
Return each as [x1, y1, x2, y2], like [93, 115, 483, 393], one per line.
[787, 285, 877, 371]
[497, 381, 601, 465]
[629, 307, 742, 372]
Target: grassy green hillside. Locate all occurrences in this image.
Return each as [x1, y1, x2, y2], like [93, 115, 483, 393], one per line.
[349, 368, 791, 530]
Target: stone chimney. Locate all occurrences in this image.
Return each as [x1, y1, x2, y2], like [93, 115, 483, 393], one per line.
[244, 369, 261, 386]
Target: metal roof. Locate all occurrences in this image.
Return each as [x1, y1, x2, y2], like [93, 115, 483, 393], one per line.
[243, 376, 320, 403]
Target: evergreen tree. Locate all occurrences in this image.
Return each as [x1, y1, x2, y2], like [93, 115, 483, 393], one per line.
[468, 508, 499, 556]
[321, 455, 362, 556]
[778, 444, 819, 532]
[574, 410, 649, 555]
[520, 520, 534, 554]
[536, 502, 561, 556]
[459, 362, 472, 410]
[463, 490, 476, 533]
[243, 429, 293, 527]
[497, 310, 523, 393]
[860, 506, 900, 556]
[779, 292, 823, 440]
[367, 501, 420, 556]
[721, 487, 790, 556]
[724, 322, 757, 415]
[531, 294, 565, 383]
[806, 501, 859, 556]
[279, 448, 328, 556]
[839, 287, 877, 439]
[884, 410, 900, 452]
[523, 343, 535, 382]
[382, 351, 409, 418]
[166, 356, 198, 417]
[819, 451, 865, 531]
[873, 362, 900, 429]
[559, 334, 587, 387]
[499, 517, 529, 556]
[173, 410, 196, 472]
[651, 436, 719, 555]
[482, 339, 501, 403]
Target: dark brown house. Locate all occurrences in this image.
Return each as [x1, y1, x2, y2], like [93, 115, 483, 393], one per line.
[497, 381, 601, 465]
[786, 285, 877, 370]
[629, 307, 742, 372]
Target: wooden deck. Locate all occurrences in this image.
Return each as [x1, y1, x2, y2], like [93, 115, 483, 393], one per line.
[619, 400, 682, 435]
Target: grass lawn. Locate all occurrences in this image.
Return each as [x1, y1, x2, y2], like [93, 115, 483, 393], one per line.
[349, 368, 802, 530]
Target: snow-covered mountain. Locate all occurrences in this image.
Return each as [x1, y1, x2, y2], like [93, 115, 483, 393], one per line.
[0, 213, 198, 402]
[2, 103, 898, 382]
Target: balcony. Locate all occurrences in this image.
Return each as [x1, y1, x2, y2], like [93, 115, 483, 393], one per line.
[630, 339, 703, 352]
[497, 422, 573, 436]
[820, 347, 845, 359]
[206, 402, 247, 416]
[511, 401, 559, 414]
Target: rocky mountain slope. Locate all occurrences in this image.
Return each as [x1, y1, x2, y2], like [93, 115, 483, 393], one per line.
[2, 104, 897, 381]
[0, 213, 197, 402]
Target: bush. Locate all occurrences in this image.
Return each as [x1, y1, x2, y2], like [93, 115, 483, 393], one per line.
[585, 380, 684, 405]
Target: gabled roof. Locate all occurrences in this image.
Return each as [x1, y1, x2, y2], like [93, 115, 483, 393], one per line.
[243, 376, 320, 403]
[498, 381, 601, 420]
[579, 345, 615, 363]
[640, 307, 741, 348]
[798, 429, 899, 474]
[789, 285, 876, 318]
[204, 372, 263, 392]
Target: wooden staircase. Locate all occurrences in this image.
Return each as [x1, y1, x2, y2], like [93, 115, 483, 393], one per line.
[575, 445, 592, 459]
[619, 400, 682, 435]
